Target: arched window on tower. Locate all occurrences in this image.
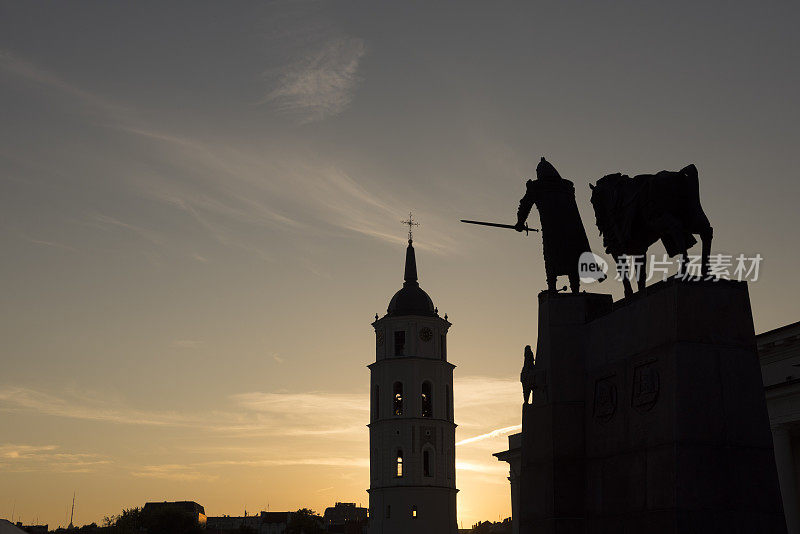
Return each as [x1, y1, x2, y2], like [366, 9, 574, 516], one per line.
[373, 385, 380, 419]
[394, 331, 406, 356]
[393, 382, 403, 415]
[411, 505, 418, 518]
[445, 385, 451, 419]
[396, 449, 404, 477]
[421, 381, 433, 417]
[423, 449, 433, 477]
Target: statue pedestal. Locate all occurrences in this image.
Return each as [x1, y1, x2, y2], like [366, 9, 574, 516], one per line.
[519, 279, 786, 534]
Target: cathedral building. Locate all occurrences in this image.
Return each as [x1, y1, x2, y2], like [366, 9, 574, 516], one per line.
[368, 235, 458, 534]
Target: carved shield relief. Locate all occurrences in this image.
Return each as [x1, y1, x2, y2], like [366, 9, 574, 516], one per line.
[632, 360, 660, 412]
[593, 376, 618, 422]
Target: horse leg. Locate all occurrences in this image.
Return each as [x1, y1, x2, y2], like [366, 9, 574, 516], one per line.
[569, 273, 580, 294]
[700, 226, 714, 279]
[637, 253, 647, 293]
[615, 254, 633, 298]
[546, 271, 557, 294]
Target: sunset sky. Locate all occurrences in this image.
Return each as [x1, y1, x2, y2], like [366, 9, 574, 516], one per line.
[2, 1, 800, 529]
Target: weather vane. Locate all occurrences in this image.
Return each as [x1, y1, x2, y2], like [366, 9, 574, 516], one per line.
[401, 211, 420, 242]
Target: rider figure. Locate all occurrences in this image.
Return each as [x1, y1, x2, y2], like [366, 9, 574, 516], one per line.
[515, 157, 595, 293]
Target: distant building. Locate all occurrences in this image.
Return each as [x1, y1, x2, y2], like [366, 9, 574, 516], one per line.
[322, 502, 367, 533]
[206, 511, 290, 534]
[142, 501, 207, 525]
[760, 320, 800, 534]
[368, 235, 458, 534]
[493, 433, 521, 534]
[469, 518, 512, 533]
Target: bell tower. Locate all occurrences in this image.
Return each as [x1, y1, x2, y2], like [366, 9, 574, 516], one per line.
[368, 221, 458, 534]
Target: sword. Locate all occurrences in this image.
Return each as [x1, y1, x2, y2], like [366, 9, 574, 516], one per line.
[460, 219, 539, 235]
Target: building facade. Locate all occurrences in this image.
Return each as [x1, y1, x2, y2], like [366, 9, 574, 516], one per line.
[142, 501, 207, 526]
[368, 237, 458, 534]
[322, 502, 368, 533]
[206, 511, 290, 534]
[493, 432, 521, 534]
[760, 320, 800, 534]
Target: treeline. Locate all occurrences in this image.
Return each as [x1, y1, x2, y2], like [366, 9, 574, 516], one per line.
[470, 517, 512, 534]
[44, 507, 324, 534]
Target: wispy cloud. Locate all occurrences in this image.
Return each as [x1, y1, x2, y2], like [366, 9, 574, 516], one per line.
[0, 444, 58, 459]
[456, 460, 509, 475]
[263, 36, 366, 124]
[452, 377, 522, 480]
[85, 213, 165, 246]
[132, 464, 218, 482]
[233, 391, 368, 415]
[454, 376, 521, 436]
[0, 386, 197, 427]
[17, 235, 78, 252]
[121, 126, 452, 253]
[130, 457, 368, 482]
[0, 385, 368, 439]
[2, 50, 456, 258]
[0, 378, 518, 441]
[207, 457, 369, 468]
[0, 49, 128, 120]
[0, 443, 108, 474]
[456, 425, 521, 447]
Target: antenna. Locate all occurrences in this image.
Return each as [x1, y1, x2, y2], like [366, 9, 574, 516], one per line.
[69, 491, 75, 529]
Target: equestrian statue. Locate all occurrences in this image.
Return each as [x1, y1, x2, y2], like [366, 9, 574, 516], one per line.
[589, 163, 713, 297]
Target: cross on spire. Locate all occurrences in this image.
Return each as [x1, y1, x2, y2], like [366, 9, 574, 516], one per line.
[401, 211, 420, 242]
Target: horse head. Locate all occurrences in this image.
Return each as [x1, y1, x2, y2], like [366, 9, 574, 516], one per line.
[590, 173, 626, 253]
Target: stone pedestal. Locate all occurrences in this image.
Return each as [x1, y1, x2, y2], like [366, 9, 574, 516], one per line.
[519, 279, 787, 534]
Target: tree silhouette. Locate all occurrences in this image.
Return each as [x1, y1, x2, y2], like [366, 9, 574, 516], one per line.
[286, 508, 323, 534]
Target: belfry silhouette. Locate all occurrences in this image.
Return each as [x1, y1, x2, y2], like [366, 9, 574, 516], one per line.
[368, 234, 458, 534]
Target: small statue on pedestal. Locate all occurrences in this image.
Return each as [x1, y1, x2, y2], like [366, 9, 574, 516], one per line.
[521, 345, 535, 404]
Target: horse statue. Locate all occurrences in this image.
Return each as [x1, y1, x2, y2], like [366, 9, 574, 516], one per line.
[589, 164, 713, 297]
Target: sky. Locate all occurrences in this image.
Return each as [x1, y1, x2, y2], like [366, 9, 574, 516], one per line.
[1, 0, 799, 528]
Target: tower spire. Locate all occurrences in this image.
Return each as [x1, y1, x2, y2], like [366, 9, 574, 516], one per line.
[401, 212, 420, 285]
[404, 240, 418, 286]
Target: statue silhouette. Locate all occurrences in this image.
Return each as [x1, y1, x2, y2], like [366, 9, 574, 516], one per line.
[515, 157, 597, 293]
[521, 345, 535, 404]
[589, 164, 713, 297]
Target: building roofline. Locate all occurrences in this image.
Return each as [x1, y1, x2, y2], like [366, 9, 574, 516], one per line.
[368, 418, 457, 429]
[757, 320, 800, 340]
[368, 357, 456, 369]
[367, 485, 458, 493]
